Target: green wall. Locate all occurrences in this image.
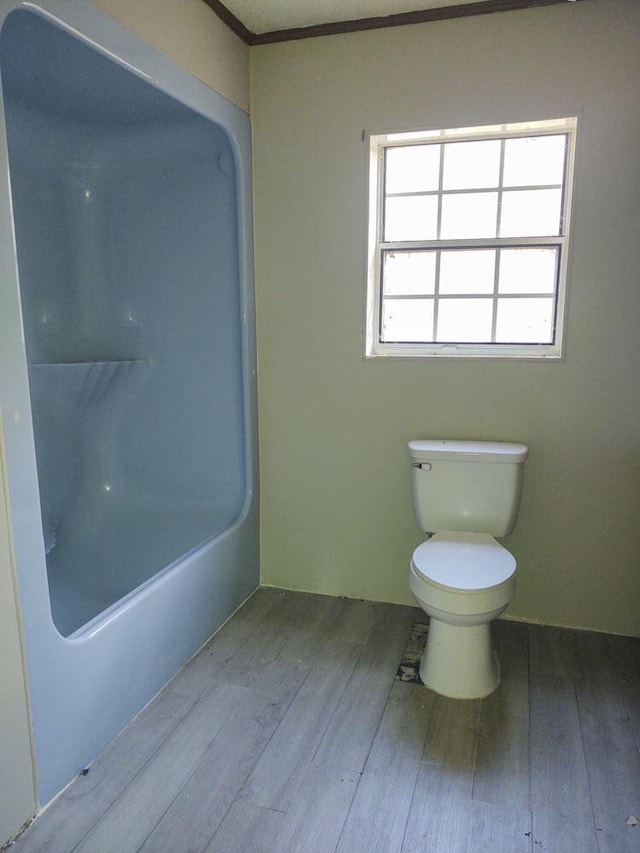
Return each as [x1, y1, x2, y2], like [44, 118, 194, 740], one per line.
[251, 0, 640, 636]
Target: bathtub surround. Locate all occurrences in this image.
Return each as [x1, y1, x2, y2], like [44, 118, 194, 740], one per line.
[94, 0, 250, 113]
[0, 0, 257, 806]
[3, 11, 247, 634]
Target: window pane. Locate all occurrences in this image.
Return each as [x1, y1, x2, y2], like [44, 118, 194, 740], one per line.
[384, 195, 438, 241]
[496, 297, 554, 343]
[499, 248, 558, 294]
[383, 251, 436, 296]
[386, 145, 440, 194]
[439, 250, 496, 295]
[500, 188, 562, 237]
[442, 140, 501, 190]
[503, 135, 566, 187]
[381, 298, 434, 342]
[440, 192, 498, 239]
[436, 298, 493, 342]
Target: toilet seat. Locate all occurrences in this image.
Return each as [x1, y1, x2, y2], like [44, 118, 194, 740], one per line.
[408, 530, 517, 696]
[412, 531, 516, 592]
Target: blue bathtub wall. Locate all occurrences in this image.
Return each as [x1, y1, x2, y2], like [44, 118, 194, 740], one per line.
[0, 1, 258, 805]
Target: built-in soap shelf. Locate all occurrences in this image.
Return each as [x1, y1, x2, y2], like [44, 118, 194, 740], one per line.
[29, 359, 151, 408]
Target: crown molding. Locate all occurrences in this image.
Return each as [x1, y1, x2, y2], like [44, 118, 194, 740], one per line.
[200, 0, 254, 43]
[202, 0, 577, 46]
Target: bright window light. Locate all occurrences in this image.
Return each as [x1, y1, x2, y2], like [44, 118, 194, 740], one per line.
[366, 117, 577, 359]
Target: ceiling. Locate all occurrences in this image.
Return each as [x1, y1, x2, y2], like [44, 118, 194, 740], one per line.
[222, 0, 489, 34]
[209, 0, 577, 42]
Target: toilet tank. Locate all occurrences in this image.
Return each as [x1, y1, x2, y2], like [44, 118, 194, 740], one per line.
[408, 440, 528, 537]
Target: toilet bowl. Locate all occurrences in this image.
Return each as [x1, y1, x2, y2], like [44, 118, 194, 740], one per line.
[409, 531, 516, 699]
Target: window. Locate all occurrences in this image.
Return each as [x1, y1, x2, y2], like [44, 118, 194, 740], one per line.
[366, 117, 577, 358]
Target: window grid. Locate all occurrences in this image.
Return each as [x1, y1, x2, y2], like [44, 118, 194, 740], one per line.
[432, 248, 441, 342]
[491, 247, 501, 341]
[495, 139, 506, 241]
[368, 119, 576, 357]
[379, 246, 560, 345]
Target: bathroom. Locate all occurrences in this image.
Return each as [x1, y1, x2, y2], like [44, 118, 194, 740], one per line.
[1, 0, 639, 847]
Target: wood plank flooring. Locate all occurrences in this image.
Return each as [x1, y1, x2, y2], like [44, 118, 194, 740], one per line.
[7, 588, 640, 853]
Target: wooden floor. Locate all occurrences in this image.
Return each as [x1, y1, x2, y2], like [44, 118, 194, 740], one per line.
[9, 588, 640, 853]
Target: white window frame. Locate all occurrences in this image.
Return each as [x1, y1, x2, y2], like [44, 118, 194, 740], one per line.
[365, 117, 577, 359]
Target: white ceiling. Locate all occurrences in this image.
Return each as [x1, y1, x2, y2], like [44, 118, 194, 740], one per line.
[221, 0, 500, 35]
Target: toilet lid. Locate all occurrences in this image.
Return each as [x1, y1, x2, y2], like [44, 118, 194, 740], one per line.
[412, 532, 516, 591]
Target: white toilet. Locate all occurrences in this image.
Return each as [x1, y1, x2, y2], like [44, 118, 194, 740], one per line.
[408, 439, 528, 699]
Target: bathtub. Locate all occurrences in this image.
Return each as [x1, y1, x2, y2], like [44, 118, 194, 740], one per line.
[0, 1, 258, 804]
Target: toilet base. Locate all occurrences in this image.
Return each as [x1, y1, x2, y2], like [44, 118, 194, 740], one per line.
[420, 618, 500, 699]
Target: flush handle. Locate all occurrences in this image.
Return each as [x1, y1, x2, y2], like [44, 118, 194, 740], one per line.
[412, 462, 431, 471]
